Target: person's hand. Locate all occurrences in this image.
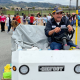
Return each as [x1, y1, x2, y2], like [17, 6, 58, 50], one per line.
[54, 27, 61, 33]
[67, 25, 73, 32]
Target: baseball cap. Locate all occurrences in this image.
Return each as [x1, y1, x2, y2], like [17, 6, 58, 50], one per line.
[52, 7, 63, 13]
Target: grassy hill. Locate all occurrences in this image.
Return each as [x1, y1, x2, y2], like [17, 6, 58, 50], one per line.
[0, 0, 70, 8]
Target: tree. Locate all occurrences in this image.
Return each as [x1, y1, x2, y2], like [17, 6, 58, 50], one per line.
[49, 7, 51, 9]
[62, 6, 65, 8]
[53, 6, 55, 8]
[32, 7, 35, 9]
[3, 7, 6, 10]
[66, 6, 69, 8]
[11, 7, 14, 10]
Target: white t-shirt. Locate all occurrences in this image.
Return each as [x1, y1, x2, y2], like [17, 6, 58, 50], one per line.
[57, 22, 60, 25]
[47, 16, 51, 21]
[36, 17, 42, 24]
[28, 17, 30, 20]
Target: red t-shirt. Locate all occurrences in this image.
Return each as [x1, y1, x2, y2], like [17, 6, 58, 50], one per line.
[16, 16, 21, 23]
[30, 16, 34, 23]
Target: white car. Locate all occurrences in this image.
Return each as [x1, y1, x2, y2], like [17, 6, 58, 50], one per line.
[11, 24, 80, 80]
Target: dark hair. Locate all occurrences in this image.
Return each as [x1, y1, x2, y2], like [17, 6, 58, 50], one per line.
[17, 13, 19, 15]
[23, 14, 26, 18]
[37, 12, 40, 15]
[66, 12, 68, 13]
[49, 13, 51, 15]
[14, 15, 16, 17]
[37, 14, 40, 16]
[8, 14, 10, 16]
[31, 14, 34, 16]
[44, 15, 46, 17]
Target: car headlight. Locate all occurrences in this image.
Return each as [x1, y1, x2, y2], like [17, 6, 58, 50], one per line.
[13, 66, 17, 71]
[74, 64, 80, 74]
[19, 65, 29, 75]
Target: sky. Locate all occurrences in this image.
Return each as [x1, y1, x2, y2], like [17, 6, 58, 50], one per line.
[12, 0, 80, 6]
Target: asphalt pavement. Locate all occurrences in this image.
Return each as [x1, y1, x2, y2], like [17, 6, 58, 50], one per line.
[0, 30, 12, 79]
[0, 26, 80, 79]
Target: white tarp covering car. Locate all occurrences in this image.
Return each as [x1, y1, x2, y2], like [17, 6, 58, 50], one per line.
[11, 24, 49, 51]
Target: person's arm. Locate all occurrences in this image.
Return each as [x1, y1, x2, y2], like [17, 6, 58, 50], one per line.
[45, 21, 52, 37]
[17, 17, 20, 20]
[48, 29, 55, 36]
[5, 16, 6, 20]
[67, 25, 73, 32]
[16, 16, 20, 20]
[6, 17, 8, 23]
[33, 17, 35, 21]
[45, 20, 61, 37]
[66, 19, 73, 32]
[11, 17, 12, 21]
[48, 27, 61, 36]
[12, 27, 14, 31]
[4, 16, 6, 22]
[33, 17, 34, 22]
[22, 17, 24, 21]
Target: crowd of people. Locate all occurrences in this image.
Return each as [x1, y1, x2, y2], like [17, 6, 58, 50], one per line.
[22, 12, 80, 27]
[0, 12, 52, 32]
[22, 12, 52, 26]
[62, 12, 80, 27]
[0, 11, 80, 32]
[0, 13, 21, 32]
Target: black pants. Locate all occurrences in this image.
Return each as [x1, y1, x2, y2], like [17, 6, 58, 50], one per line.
[1, 22, 5, 32]
[30, 23, 33, 25]
[44, 23, 46, 26]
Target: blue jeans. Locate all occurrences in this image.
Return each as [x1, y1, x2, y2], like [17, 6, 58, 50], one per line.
[27, 20, 30, 24]
[8, 25, 11, 32]
[78, 20, 80, 26]
[14, 28, 16, 31]
[71, 20, 76, 26]
[50, 41, 77, 50]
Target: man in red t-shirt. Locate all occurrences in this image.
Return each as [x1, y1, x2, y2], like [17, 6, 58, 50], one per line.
[16, 13, 21, 24]
[30, 14, 34, 25]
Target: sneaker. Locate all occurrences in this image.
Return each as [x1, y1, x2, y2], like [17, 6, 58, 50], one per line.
[76, 46, 80, 49]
